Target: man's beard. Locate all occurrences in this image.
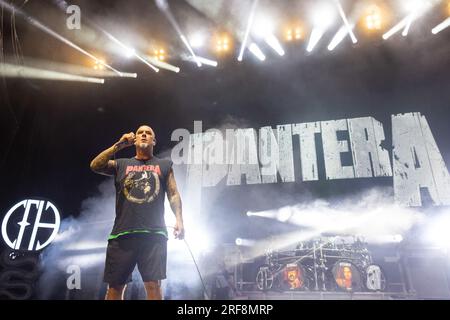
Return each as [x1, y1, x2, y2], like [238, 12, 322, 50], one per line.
[137, 143, 150, 149]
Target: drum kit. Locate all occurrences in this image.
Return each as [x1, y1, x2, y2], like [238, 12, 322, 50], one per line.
[256, 236, 386, 292]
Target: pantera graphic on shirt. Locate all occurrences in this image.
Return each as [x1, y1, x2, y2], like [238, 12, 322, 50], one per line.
[123, 165, 161, 204]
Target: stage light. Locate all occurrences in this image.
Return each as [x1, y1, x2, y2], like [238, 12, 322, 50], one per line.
[189, 33, 205, 48]
[153, 48, 166, 61]
[237, 0, 259, 62]
[146, 56, 180, 73]
[235, 238, 256, 246]
[328, 25, 354, 51]
[286, 29, 293, 41]
[156, 0, 202, 67]
[252, 17, 274, 38]
[382, 16, 410, 39]
[402, 16, 413, 36]
[365, 5, 382, 30]
[402, 0, 434, 37]
[277, 207, 293, 222]
[423, 213, 450, 249]
[285, 26, 303, 42]
[402, 0, 430, 14]
[432, 17, 450, 34]
[265, 34, 285, 56]
[191, 56, 218, 67]
[383, 1, 432, 40]
[252, 18, 285, 56]
[295, 27, 303, 39]
[334, 0, 357, 44]
[182, 54, 218, 67]
[124, 47, 136, 59]
[93, 59, 105, 70]
[312, 3, 336, 29]
[0, 63, 105, 83]
[248, 42, 266, 61]
[307, 28, 325, 52]
[307, 3, 336, 52]
[0, 0, 125, 77]
[215, 35, 232, 53]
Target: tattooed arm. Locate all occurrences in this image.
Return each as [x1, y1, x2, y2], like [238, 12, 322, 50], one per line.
[90, 132, 135, 176]
[166, 167, 184, 239]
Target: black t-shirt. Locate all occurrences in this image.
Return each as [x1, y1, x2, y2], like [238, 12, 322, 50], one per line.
[109, 156, 173, 239]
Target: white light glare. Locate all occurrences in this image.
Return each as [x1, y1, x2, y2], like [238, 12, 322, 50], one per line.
[187, 56, 218, 67]
[383, 0, 433, 39]
[312, 4, 336, 29]
[238, 0, 259, 62]
[124, 48, 136, 59]
[264, 34, 285, 56]
[307, 4, 336, 52]
[307, 28, 325, 52]
[423, 213, 450, 249]
[403, 0, 430, 14]
[235, 238, 256, 246]
[189, 33, 205, 48]
[251, 16, 284, 56]
[248, 43, 266, 61]
[252, 18, 274, 38]
[277, 207, 292, 222]
[432, 17, 450, 34]
[328, 24, 355, 51]
[334, 0, 357, 44]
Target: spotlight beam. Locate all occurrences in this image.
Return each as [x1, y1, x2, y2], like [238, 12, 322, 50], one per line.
[101, 31, 159, 72]
[264, 34, 285, 56]
[249, 43, 265, 61]
[185, 55, 218, 67]
[334, 0, 357, 43]
[382, 15, 412, 39]
[383, 1, 434, 40]
[328, 25, 354, 51]
[155, 0, 202, 67]
[0, 63, 105, 83]
[432, 17, 450, 34]
[402, 15, 414, 37]
[307, 28, 325, 52]
[145, 56, 180, 73]
[0, 0, 124, 76]
[238, 0, 259, 61]
[51, 1, 157, 73]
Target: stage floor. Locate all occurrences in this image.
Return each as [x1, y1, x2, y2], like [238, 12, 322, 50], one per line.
[232, 291, 416, 300]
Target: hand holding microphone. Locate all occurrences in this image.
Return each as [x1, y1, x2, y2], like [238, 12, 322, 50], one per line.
[115, 132, 136, 150]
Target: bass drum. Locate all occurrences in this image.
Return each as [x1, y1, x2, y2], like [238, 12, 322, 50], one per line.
[365, 264, 386, 291]
[331, 260, 363, 292]
[279, 263, 308, 291]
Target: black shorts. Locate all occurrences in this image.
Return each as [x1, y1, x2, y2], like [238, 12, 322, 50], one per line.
[103, 233, 167, 286]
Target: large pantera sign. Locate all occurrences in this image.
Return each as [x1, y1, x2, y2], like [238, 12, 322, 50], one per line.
[172, 112, 450, 207]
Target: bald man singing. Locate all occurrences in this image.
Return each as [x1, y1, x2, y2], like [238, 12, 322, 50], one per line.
[90, 125, 184, 300]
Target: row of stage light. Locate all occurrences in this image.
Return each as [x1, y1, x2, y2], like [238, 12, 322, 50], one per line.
[0, 0, 449, 84]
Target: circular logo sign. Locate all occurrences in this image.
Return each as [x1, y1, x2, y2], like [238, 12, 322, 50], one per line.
[1, 199, 60, 251]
